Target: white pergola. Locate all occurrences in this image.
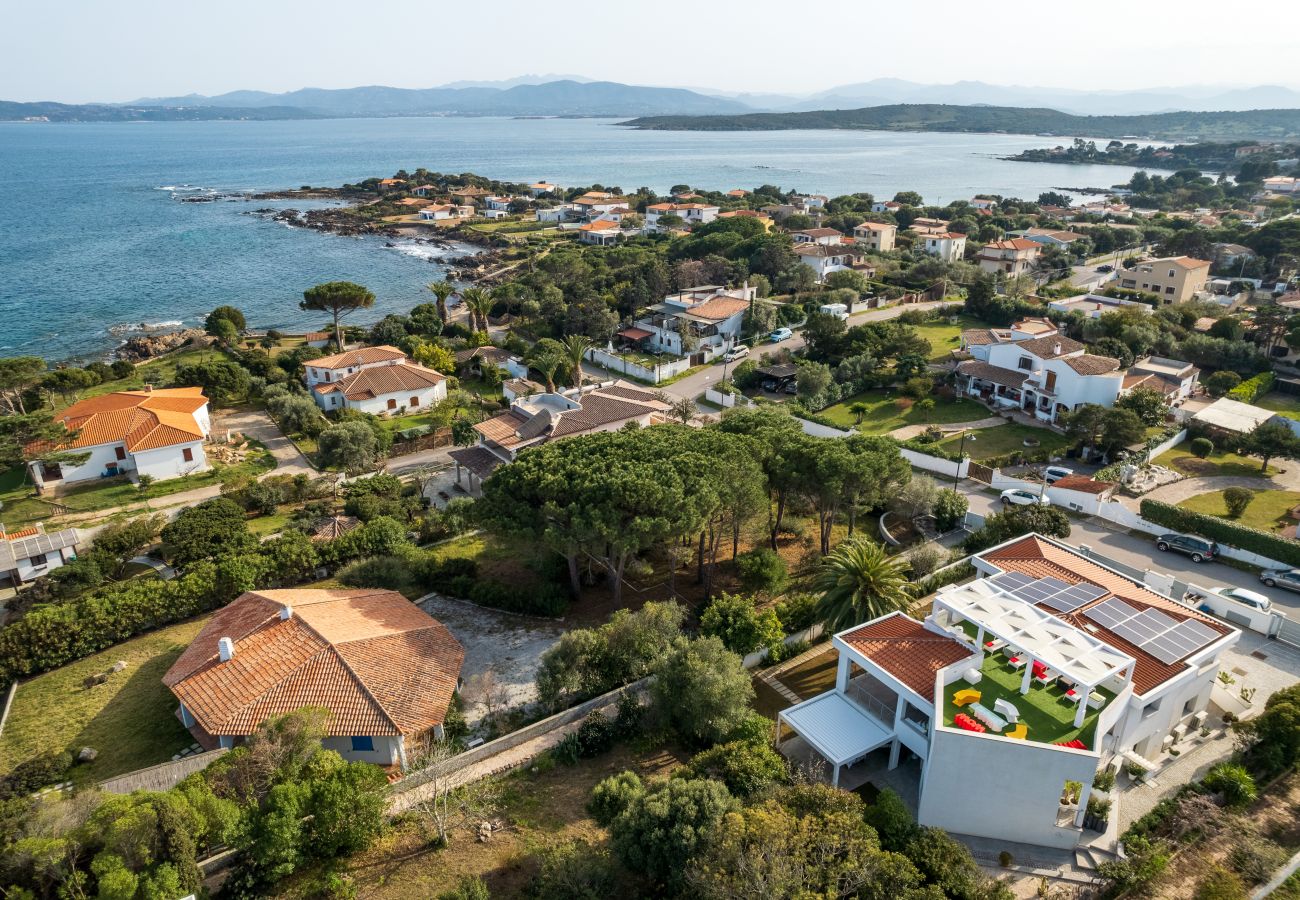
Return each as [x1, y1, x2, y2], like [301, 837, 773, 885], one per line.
[934, 580, 1135, 727]
[776, 692, 894, 787]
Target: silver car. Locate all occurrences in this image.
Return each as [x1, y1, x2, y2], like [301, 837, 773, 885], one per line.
[1261, 568, 1300, 594]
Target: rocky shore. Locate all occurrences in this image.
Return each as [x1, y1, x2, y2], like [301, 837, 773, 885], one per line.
[115, 329, 211, 363]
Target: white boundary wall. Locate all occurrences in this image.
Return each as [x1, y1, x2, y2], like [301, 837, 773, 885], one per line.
[1097, 498, 1297, 575]
[901, 448, 969, 480]
[1145, 429, 1188, 462]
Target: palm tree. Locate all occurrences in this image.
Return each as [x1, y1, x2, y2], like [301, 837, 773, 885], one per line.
[461, 287, 491, 333]
[532, 351, 564, 392]
[812, 536, 914, 631]
[561, 334, 592, 390]
[849, 402, 870, 424]
[426, 280, 455, 323]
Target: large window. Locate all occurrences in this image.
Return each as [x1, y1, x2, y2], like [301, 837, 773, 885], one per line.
[351, 736, 375, 752]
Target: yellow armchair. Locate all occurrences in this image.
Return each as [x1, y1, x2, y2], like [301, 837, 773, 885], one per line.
[953, 689, 981, 707]
[1006, 724, 1028, 740]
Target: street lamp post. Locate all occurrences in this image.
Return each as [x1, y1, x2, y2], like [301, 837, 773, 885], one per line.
[953, 432, 976, 489]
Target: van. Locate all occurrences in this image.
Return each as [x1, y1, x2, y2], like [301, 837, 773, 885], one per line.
[723, 345, 749, 363]
[819, 303, 849, 321]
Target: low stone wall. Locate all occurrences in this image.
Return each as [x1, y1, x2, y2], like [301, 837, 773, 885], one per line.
[99, 749, 228, 795]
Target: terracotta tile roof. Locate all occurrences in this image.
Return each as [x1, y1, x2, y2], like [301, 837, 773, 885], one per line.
[840, 614, 973, 702]
[718, 209, 769, 218]
[1123, 372, 1181, 395]
[4, 526, 40, 541]
[961, 328, 999, 346]
[1050, 475, 1114, 495]
[688, 297, 749, 321]
[984, 238, 1042, 252]
[550, 394, 659, 438]
[854, 221, 893, 232]
[1061, 353, 1121, 376]
[310, 345, 407, 370]
[579, 220, 621, 232]
[317, 362, 445, 401]
[981, 536, 1232, 695]
[448, 445, 505, 480]
[1016, 335, 1084, 358]
[474, 409, 532, 447]
[595, 384, 664, 405]
[956, 359, 1030, 388]
[35, 388, 207, 455]
[165, 589, 464, 738]
[794, 244, 848, 258]
[311, 515, 361, 543]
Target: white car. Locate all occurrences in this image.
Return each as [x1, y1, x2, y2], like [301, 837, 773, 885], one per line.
[1213, 587, 1272, 612]
[1000, 488, 1050, 507]
[1044, 465, 1074, 484]
[723, 345, 750, 363]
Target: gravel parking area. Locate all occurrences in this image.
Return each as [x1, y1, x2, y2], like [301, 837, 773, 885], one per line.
[417, 592, 565, 726]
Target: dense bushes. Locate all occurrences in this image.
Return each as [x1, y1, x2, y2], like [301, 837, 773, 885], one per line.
[733, 547, 787, 593]
[1141, 499, 1300, 567]
[1228, 371, 1275, 404]
[699, 592, 783, 656]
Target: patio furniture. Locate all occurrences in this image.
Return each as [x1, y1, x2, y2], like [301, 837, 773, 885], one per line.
[993, 698, 1019, 723]
[953, 689, 981, 707]
[1055, 738, 1087, 750]
[1006, 724, 1028, 740]
[1034, 668, 1055, 687]
[1007, 655, 1026, 670]
[954, 713, 986, 733]
[983, 638, 1007, 653]
[1031, 660, 1049, 679]
[1087, 691, 1105, 709]
[968, 702, 1007, 732]
[962, 668, 982, 686]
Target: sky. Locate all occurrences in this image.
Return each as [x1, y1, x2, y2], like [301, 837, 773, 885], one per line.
[4, 0, 1298, 103]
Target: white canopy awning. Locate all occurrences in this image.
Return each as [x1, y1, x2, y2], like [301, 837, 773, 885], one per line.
[778, 692, 893, 768]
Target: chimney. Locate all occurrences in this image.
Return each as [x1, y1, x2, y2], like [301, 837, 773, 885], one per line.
[1053, 341, 1062, 356]
[279, 604, 293, 621]
[218, 637, 234, 662]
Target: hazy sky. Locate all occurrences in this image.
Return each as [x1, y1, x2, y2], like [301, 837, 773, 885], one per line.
[5, 0, 1297, 103]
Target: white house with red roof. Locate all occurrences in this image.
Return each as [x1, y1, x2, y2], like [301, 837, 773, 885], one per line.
[645, 202, 720, 231]
[921, 232, 967, 263]
[25, 387, 211, 490]
[626, 285, 755, 358]
[794, 244, 853, 283]
[776, 534, 1238, 851]
[305, 345, 447, 416]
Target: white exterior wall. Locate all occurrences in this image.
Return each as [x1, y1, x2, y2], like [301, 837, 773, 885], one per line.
[321, 734, 406, 766]
[1043, 362, 1124, 411]
[133, 441, 209, 481]
[343, 382, 447, 417]
[798, 254, 850, 283]
[1115, 652, 1226, 760]
[33, 442, 133, 486]
[9, 547, 76, 583]
[919, 727, 1099, 848]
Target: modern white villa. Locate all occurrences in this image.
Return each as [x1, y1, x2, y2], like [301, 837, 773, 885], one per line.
[25, 387, 212, 490]
[620, 285, 754, 360]
[776, 534, 1239, 851]
[306, 345, 448, 415]
[956, 317, 1197, 423]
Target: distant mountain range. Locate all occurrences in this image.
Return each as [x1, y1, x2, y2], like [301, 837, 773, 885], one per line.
[4, 76, 1299, 124]
[622, 104, 1300, 141]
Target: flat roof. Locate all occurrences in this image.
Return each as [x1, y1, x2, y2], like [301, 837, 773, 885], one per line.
[779, 692, 893, 766]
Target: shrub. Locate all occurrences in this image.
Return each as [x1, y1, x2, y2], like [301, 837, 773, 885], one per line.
[933, 488, 968, 531]
[574, 711, 617, 758]
[588, 771, 644, 827]
[774, 593, 819, 633]
[528, 841, 618, 899]
[652, 637, 754, 746]
[863, 787, 918, 853]
[699, 593, 783, 656]
[1190, 436, 1215, 458]
[1093, 769, 1116, 791]
[337, 555, 416, 594]
[1222, 487, 1255, 518]
[437, 876, 490, 900]
[1202, 763, 1257, 808]
[997, 850, 1013, 867]
[686, 740, 787, 797]
[734, 548, 788, 594]
[1194, 866, 1248, 900]
[608, 778, 738, 889]
[906, 543, 948, 578]
[1141, 499, 1300, 568]
[1228, 837, 1288, 884]
[1228, 371, 1275, 404]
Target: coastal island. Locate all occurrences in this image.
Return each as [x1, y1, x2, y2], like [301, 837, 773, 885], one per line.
[1005, 138, 1300, 174]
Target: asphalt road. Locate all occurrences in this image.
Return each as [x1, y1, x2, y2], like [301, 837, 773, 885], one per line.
[658, 299, 953, 401]
[960, 484, 1300, 617]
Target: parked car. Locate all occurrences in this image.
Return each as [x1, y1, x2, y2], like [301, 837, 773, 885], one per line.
[723, 345, 750, 363]
[1211, 586, 1272, 612]
[1095, 264, 1114, 273]
[1260, 568, 1300, 593]
[770, 327, 793, 342]
[1155, 533, 1218, 563]
[1043, 465, 1074, 484]
[1000, 488, 1049, 507]
[783, 381, 798, 395]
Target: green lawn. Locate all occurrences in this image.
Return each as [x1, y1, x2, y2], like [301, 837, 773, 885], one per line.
[1256, 392, 1300, 422]
[820, 391, 986, 433]
[0, 444, 275, 527]
[1179, 489, 1300, 533]
[936, 423, 1075, 461]
[1154, 445, 1272, 479]
[0, 618, 207, 784]
[912, 315, 984, 362]
[66, 347, 229, 408]
[941, 649, 1107, 747]
[247, 510, 294, 536]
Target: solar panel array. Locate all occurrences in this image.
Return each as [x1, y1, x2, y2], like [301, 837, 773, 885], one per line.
[988, 572, 1106, 613]
[1083, 598, 1220, 664]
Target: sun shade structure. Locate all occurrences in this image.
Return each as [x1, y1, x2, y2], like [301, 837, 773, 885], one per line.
[933, 577, 1134, 726]
[777, 692, 893, 786]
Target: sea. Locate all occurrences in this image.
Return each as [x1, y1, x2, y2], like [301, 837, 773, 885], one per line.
[0, 116, 1158, 361]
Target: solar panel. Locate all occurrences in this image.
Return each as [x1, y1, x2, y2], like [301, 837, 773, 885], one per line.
[1136, 609, 1180, 632]
[1085, 598, 1140, 630]
[1037, 576, 1072, 594]
[989, 572, 1033, 592]
[1044, 581, 1108, 613]
[1176, 620, 1220, 644]
[1145, 637, 1189, 665]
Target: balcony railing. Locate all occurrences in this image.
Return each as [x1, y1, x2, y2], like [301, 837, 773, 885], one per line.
[846, 678, 897, 727]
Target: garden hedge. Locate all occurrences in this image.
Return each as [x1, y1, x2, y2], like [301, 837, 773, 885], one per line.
[1139, 499, 1300, 567]
[1228, 372, 1275, 404]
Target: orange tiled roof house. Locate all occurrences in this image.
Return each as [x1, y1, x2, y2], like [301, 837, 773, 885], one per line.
[304, 345, 448, 416]
[25, 387, 211, 492]
[164, 589, 465, 767]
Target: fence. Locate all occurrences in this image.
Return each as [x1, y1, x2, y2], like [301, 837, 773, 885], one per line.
[741, 623, 826, 669]
[901, 447, 969, 480]
[704, 387, 750, 409]
[586, 347, 691, 384]
[1145, 428, 1188, 462]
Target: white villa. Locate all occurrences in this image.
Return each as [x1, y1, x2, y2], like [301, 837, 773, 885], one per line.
[1047, 294, 1152, 319]
[976, 238, 1041, 278]
[645, 202, 720, 231]
[620, 285, 754, 359]
[418, 204, 473, 221]
[791, 228, 846, 246]
[776, 534, 1239, 851]
[26, 387, 211, 490]
[956, 318, 1196, 424]
[795, 244, 853, 282]
[922, 232, 967, 263]
[306, 345, 447, 416]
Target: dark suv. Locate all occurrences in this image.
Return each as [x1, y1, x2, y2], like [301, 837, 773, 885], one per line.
[1155, 533, 1218, 563]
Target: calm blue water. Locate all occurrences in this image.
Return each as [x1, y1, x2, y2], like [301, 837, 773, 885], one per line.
[0, 117, 1153, 361]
